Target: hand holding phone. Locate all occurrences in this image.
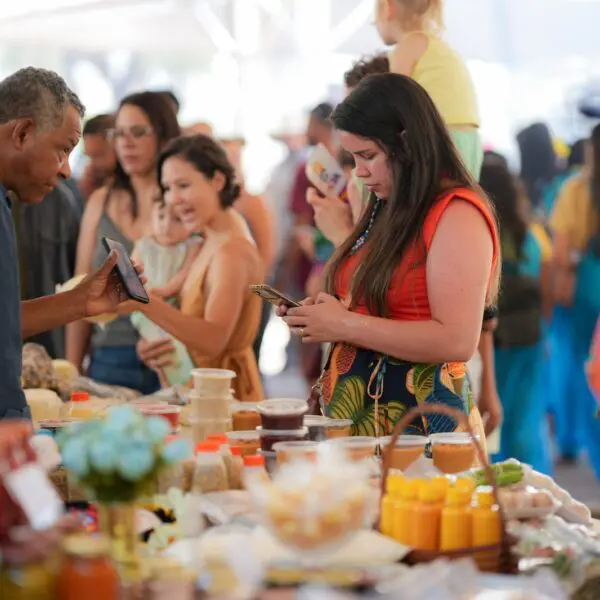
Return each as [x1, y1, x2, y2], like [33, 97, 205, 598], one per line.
[250, 284, 301, 308]
[102, 237, 149, 304]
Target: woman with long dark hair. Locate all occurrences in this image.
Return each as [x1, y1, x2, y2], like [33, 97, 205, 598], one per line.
[480, 163, 552, 473]
[550, 124, 600, 477]
[67, 92, 180, 393]
[279, 73, 500, 439]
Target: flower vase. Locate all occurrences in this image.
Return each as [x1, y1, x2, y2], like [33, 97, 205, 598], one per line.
[98, 502, 142, 584]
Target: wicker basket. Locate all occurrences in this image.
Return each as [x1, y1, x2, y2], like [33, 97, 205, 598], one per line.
[379, 404, 518, 574]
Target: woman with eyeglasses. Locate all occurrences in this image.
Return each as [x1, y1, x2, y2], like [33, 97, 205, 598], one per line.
[279, 73, 500, 440]
[66, 92, 180, 394]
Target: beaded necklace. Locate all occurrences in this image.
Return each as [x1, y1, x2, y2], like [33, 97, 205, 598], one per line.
[350, 197, 381, 255]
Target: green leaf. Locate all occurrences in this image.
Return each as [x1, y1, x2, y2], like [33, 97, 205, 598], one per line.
[329, 376, 372, 434]
[412, 364, 437, 406]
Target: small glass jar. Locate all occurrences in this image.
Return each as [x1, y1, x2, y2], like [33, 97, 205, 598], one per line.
[67, 392, 94, 420]
[57, 534, 119, 600]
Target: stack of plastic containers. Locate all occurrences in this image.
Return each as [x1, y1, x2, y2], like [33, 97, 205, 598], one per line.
[256, 399, 309, 472]
[188, 368, 235, 443]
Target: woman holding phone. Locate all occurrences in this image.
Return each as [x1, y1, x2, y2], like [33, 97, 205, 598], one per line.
[128, 135, 264, 401]
[279, 73, 500, 438]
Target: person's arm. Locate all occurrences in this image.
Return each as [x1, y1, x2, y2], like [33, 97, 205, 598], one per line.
[65, 188, 105, 370]
[477, 329, 503, 435]
[22, 292, 87, 339]
[236, 194, 277, 275]
[388, 32, 430, 76]
[135, 241, 257, 359]
[152, 242, 202, 299]
[287, 200, 494, 363]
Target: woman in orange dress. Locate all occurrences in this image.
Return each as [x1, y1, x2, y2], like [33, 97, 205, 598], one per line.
[280, 73, 500, 438]
[131, 135, 264, 401]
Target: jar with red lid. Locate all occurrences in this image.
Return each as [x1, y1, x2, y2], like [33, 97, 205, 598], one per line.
[57, 534, 119, 600]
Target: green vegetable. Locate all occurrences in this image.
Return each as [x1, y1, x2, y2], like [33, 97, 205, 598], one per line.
[466, 461, 524, 487]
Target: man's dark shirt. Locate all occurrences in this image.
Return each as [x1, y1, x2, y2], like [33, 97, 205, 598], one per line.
[0, 184, 28, 419]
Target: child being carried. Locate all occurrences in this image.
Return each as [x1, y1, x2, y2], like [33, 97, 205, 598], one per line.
[131, 195, 202, 386]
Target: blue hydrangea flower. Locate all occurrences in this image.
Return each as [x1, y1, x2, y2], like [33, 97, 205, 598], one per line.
[117, 442, 154, 481]
[104, 405, 143, 435]
[89, 439, 119, 474]
[145, 416, 170, 444]
[161, 439, 192, 465]
[61, 438, 89, 477]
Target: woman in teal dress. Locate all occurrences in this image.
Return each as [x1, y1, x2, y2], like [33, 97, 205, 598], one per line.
[480, 163, 553, 473]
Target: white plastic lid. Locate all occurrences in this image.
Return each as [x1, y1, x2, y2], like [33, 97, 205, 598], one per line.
[230, 402, 259, 413]
[256, 426, 309, 437]
[191, 368, 236, 380]
[256, 399, 308, 416]
[326, 436, 378, 448]
[303, 415, 330, 427]
[325, 419, 354, 429]
[429, 432, 479, 445]
[379, 434, 429, 447]
[226, 429, 260, 441]
[272, 440, 319, 453]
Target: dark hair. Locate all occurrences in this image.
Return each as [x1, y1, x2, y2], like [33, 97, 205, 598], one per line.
[479, 163, 528, 260]
[338, 148, 355, 170]
[156, 90, 180, 112]
[83, 113, 114, 136]
[310, 102, 334, 124]
[157, 134, 241, 208]
[517, 122, 556, 207]
[326, 73, 499, 316]
[344, 53, 390, 89]
[112, 92, 181, 218]
[568, 139, 585, 170]
[483, 150, 509, 170]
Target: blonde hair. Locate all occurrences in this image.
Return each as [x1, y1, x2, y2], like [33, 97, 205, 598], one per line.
[395, 0, 444, 34]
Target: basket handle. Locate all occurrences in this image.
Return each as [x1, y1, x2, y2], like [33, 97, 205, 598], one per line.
[380, 404, 500, 506]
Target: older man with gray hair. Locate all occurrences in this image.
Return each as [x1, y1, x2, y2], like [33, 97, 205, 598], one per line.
[0, 67, 136, 420]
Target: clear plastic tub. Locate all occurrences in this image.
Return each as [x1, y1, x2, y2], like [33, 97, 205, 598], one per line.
[230, 402, 261, 432]
[226, 430, 261, 457]
[257, 426, 308, 451]
[188, 392, 231, 420]
[303, 415, 329, 441]
[325, 436, 378, 462]
[430, 432, 478, 474]
[191, 368, 236, 397]
[256, 399, 308, 430]
[189, 417, 232, 444]
[325, 418, 354, 439]
[379, 434, 429, 471]
[272, 440, 319, 464]
[139, 405, 182, 431]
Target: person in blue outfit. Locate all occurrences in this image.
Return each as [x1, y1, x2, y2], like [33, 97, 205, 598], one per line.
[0, 67, 140, 420]
[550, 124, 600, 479]
[480, 163, 553, 473]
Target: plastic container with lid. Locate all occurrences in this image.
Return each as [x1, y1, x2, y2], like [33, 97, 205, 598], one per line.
[304, 415, 329, 441]
[226, 430, 260, 457]
[325, 418, 354, 439]
[272, 440, 319, 464]
[440, 487, 473, 551]
[67, 391, 96, 420]
[472, 489, 501, 548]
[139, 404, 182, 431]
[325, 436, 378, 462]
[192, 368, 236, 397]
[230, 402, 261, 432]
[242, 453, 269, 488]
[189, 417, 232, 444]
[257, 426, 308, 451]
[58, 534, 119, 600]
[430, 432, 478, 474]
[411, 482, 444, 551]
[189, 392, 231, 420]
[192, 441, 228, 493]
[380, 434, 429, 471]
[256, 399, 308, 430]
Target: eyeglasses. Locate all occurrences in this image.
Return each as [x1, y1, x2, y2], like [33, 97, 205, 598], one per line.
[106, 125, 153, 141]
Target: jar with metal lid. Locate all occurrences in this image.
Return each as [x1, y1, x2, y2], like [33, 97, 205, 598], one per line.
[57, 534, 119, 600]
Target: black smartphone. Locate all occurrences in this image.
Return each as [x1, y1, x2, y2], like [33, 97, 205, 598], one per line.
[102, 237, 149, 304]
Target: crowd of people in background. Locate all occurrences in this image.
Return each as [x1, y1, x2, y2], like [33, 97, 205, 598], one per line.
[2, 0, 600, 486]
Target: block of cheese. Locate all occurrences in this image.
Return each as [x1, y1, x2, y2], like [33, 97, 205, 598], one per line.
[25, 388, 63, 421]
[56, 274, 117, 325]
[52, 359, 79, 384]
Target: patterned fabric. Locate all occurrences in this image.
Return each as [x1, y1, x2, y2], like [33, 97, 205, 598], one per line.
[321, 343, 480, 437]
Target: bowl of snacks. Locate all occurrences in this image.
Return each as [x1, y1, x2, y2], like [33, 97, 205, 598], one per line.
[250, 445, 376, 557]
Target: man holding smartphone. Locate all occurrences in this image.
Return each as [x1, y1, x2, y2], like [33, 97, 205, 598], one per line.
[0, 67, 131, 420]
